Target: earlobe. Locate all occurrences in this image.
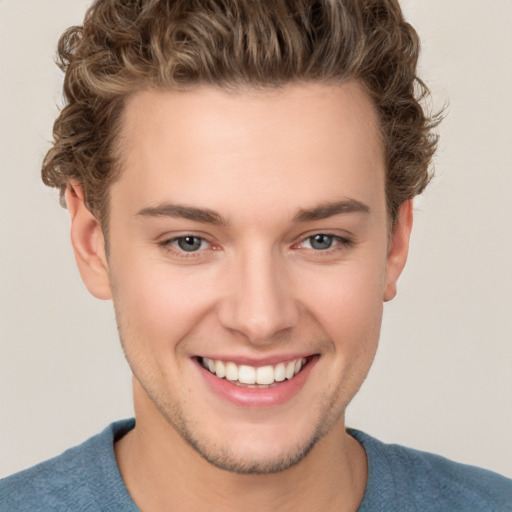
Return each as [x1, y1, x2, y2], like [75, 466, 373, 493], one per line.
[383, 200, 413, 302]
[65, 181, 112, 300]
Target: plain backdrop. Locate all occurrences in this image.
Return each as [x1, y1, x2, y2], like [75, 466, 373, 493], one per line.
[1, 0, 511, 479]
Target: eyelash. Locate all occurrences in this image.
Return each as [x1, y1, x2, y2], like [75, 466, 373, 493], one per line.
[294, 234, 353, 253]
[158, 234, 216, 258]
[158, 232, 354, 259]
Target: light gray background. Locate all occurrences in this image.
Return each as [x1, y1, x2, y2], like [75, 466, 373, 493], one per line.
[1, 0, 511, 478]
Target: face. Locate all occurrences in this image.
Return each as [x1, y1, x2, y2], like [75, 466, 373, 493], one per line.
[74, 82, 411, 474]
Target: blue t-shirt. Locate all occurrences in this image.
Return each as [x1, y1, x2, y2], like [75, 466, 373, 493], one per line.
[1, 419, 511, 511]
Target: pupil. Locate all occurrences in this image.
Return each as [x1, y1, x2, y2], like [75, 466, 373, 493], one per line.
[311, 234, 333, 250]
[178, 236, 201, 252]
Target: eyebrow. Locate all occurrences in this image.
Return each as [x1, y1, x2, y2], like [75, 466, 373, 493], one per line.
[136, 198, 370, 225]
[293, 199, 370, 222]
[136, 203, 227, 225]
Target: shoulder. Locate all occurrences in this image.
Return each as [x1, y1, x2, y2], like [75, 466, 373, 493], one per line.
[349, 429, 512, 512]
[0, 419, 137, 512]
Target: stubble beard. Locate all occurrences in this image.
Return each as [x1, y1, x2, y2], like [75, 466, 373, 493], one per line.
[112, 295, 349, 476]
[132, 371, 344, 475]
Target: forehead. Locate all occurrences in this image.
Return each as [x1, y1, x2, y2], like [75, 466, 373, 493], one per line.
[112, 82, 386, 222]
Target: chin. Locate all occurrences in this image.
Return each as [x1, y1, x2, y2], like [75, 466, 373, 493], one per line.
[185, 426, 326, 475]
[165, 399, 341, 475]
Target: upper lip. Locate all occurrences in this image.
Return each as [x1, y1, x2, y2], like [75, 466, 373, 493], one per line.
[194, 353, 316, 367]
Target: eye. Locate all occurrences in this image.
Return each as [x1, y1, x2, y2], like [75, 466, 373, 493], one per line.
[173, 236, 207, 252]
[306, 234, 335, 250]
[159, 235, 211, 254]
[294, 232, 354, 254]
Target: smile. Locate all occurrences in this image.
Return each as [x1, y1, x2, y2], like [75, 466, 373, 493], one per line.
[199, 357, 309, 387]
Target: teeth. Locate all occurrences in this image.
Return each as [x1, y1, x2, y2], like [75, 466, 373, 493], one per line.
[274, 363, 286, 382]
[225, 362, 238, 381]
[285, 361, 295, 379]
[256, 365, 275, 385]
[214, 360, 226, 378]
[201, 357, 308, 385]
[238, 365, 256, 384]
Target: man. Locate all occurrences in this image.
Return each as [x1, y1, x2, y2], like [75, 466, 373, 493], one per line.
[1, 0, 510, 510]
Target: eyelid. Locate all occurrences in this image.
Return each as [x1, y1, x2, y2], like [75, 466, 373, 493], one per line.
[299, 235, 351, 247]
[293, 229, 354, 245]
[158, 232, 219, 259]
[170, 235, 209, 251]
[158, 230, 213, 245]
[156, 230, 354, 259]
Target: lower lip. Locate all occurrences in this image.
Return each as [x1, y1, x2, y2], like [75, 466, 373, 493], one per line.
[196, 357, 318, 408]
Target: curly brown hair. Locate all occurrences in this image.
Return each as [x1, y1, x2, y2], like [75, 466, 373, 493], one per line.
[42, 0, 441, 229]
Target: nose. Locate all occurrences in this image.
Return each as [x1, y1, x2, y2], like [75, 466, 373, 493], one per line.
[217, 248, 300, 344]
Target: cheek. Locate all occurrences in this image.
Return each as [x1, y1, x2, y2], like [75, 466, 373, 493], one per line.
[299, 259, 386, 348]
[305, 264, 385, 399]
[109, 250, 218, 347]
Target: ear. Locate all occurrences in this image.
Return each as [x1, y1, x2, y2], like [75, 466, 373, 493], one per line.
[383, 199, 413, 302]
[65, 181, 112, 300]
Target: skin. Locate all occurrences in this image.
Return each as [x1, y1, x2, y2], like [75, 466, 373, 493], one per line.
[66, 81, 413, 512]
